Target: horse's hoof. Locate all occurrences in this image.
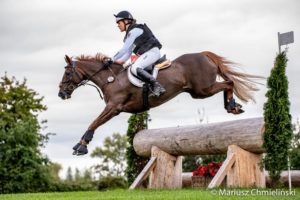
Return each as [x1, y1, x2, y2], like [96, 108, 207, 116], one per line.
[75, 144, 88, 156]
[72, 143, 81, 151]
[236, 103, 243, 109]
[76, 151, 86, 156]
[227, 107, 244, 115]
[238, 108, 245, 114]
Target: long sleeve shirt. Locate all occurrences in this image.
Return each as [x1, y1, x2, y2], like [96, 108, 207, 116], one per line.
[112, 28, 143, 62]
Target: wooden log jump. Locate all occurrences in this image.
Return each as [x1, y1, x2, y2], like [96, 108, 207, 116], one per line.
[130, 117, 266, 189]
[133, 117, 264, 157]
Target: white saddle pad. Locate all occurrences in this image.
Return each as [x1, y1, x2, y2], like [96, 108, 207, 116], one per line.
[127, 66, 159, 88]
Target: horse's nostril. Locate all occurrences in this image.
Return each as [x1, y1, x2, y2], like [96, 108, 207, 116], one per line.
[58, 92, 65, 98]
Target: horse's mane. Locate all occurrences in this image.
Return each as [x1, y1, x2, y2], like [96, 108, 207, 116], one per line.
[75, 53, 108, 62]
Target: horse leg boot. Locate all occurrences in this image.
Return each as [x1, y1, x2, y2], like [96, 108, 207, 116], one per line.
[72, 104, 121, 156]
[224, 91, 244, 114]
[72, 130, 94, 156]
[136, 68, 166, 97]
[72, 135, 85, 154]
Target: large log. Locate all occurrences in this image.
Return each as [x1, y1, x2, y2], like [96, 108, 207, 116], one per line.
[133, 117, 264, 157]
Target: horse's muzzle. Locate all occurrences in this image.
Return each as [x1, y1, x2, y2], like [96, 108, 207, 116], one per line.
[58, 91, 71, 100]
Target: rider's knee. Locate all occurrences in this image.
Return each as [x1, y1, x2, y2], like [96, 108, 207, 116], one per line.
[130, 64, 140, 76]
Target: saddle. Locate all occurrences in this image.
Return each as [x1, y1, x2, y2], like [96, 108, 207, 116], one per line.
[144, 55, 168, 73]
[127, 55, 171, 88]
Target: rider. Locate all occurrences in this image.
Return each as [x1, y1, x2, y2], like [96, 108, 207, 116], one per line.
[105, 10, 166, 97]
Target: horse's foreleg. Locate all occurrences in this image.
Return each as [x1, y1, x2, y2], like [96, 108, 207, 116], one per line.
[73, 104, 121, 156]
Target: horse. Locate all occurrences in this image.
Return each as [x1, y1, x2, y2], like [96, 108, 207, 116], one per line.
[58, 51, 262, 155]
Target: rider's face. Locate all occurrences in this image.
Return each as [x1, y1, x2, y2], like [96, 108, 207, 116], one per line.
[117, 20, 126, 32]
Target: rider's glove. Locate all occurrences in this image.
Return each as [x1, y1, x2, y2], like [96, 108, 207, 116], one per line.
[103, 58, 113, 68]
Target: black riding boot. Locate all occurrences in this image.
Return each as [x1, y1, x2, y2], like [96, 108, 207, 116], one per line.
[136, 68, 166, 97]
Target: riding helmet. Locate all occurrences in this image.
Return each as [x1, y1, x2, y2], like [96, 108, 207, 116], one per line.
[114, 11, 134, 23]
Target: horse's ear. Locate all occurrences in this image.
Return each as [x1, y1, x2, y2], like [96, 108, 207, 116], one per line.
[65, 55, 72, 65]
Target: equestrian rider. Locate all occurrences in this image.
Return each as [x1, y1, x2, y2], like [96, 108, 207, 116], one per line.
[104, 11, 166, 97]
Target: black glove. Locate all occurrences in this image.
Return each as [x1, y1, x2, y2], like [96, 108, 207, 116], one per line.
[103, 58, 113, 68]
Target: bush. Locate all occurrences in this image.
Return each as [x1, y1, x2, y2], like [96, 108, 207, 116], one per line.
[97, 176, 128, 191]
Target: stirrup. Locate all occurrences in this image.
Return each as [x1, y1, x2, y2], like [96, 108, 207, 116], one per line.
[149, 84, 166, 97]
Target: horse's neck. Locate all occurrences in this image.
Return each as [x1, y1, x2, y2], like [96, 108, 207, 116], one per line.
[78, 61, 102, 78]
[78, 61, 124, 86]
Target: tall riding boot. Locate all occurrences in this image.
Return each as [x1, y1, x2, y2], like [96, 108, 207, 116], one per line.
[136, 68, 166, 97]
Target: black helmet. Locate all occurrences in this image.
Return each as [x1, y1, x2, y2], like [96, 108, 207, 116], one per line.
[114, 11, 134, 23]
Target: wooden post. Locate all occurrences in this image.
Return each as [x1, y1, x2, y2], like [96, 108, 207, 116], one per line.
[129, 157, 157, 189]
[208, 153, 236, 188]
[208, 145, 265, 188]
[226, 145, 265, 188]
[149, 146, 182, 189]
[130, 146, 182, 189]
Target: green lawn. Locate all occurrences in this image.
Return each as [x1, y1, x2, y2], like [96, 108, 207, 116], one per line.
[0, 188, 299, 200]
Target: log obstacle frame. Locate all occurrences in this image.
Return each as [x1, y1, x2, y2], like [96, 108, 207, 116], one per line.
[130, 118, 266, 189]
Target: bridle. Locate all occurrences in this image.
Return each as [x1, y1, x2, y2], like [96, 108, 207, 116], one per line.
[61, 61, 104, 100]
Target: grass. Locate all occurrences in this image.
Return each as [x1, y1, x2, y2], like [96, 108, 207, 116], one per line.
[0, 188, 299, 200]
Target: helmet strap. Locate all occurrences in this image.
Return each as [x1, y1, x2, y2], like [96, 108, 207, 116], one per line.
[123, 20, 132, 31]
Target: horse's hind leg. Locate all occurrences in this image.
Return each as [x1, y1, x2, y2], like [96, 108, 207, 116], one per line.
[201, 80, 244, 114]
[204, 80, 233, 96]
[223, 88, 244, 115]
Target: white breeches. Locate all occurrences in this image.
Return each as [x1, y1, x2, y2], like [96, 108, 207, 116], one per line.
[130, 47, 161, 76]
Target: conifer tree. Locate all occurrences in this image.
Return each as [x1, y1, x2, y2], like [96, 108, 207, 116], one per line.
[66, 167, 73, 182]
[126, 112, 149, 185]
[263, 51, 293, 185]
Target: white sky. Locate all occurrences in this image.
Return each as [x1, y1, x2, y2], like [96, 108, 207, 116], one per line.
[1, 0, 299, 178]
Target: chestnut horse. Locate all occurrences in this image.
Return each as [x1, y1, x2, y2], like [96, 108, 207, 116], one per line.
[58, 51, 262, 155]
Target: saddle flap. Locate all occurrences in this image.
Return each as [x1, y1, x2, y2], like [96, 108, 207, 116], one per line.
[155, 60, 172, 70]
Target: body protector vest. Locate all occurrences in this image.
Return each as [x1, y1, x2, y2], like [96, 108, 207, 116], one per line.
[124, 23, 162, 55]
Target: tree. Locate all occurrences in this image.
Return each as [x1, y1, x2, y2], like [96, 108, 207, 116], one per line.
[49, 162, 62, 182]
[74, 168, 81, 182]
[66, 167, 73, 182]
[61, 167, 96, 191]
[0, 74, 53, 193]
[82, 168, 93, 182]
[126, 112, 149, 185]
[91, 133, 127, 177]
[263, 52, 293, 185]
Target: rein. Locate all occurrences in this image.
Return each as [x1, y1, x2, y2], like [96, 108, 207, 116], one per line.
[67, 61, 122, 100]
[71, 61, 104, 100]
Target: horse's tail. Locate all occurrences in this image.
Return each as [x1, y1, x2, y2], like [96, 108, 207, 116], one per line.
[203, 51, 264, 103]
